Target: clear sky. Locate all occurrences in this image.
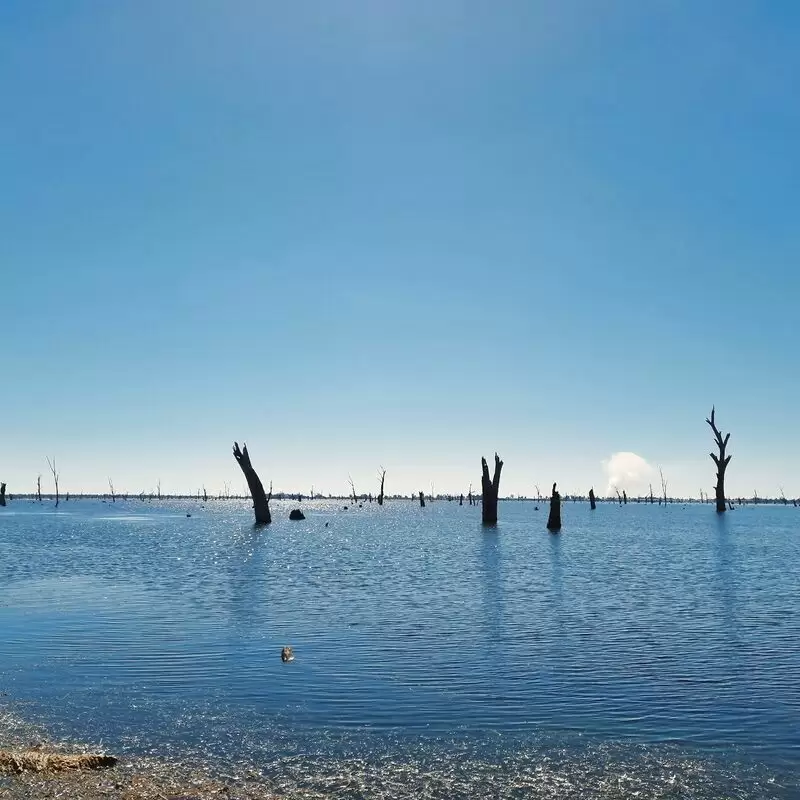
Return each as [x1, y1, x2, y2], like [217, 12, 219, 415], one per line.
[2, 1, 799, 499]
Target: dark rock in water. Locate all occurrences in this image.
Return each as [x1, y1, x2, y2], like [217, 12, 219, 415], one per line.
[343, 506, 348, 510]
[281, 646, 294, 663]
[186, 513, 191, 518]
[289, 509, 305, 520]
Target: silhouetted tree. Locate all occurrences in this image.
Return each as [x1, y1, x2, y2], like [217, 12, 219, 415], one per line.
[659, 467, 668, 507]
[649, 483, 654, 504]
[348, 475, 357, 504]
[468, 483, 474, 506]
[459, 493, 463, 506]
[480, 452, 503, 525]
[232, 442, 271, 525]
[547, 483, 562, 532]
[0, 483, 6, 507]
[37, 475, 42, 503]
[419, 491, 425, 508]
[46, 457, 59, 508]
[377, 467, 386, 506]
[108, 478, 115, 503]
[706, 406, 731, 514]
[623, 490, 627, 505]
[614, 487, 622, 506]
[589, 488, 596, 510]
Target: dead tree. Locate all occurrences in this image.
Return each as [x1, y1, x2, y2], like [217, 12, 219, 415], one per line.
[547, 483, 562, 532]
[623, 490, 627, 505]
[589, 488, 596, 510]
[108, 478, 115, 503]
[419, 491, 425, 508]
[0, 483, 6, 507]
[480, 453, 503, 525]
[202, 485, 208, 503]
[649, 483, 654, 504]
[659, 467, 668, 506]
[459, 493, 463, 506]
[348, 475, 357, 504]
[706, 406, 731, 514]
[157, 479, 162, 500]
[779, 487, 787, 505]
[46, 457, 59, 508]
[468, 483, 474, 506]
[37, 475, 42, 502]
[232, 442, 271, 524]
[614, 487, 622, 506]
[534, 484, 541, 502]
[377, 467, 386, 506]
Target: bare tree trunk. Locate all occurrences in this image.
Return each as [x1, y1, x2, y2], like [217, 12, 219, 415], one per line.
[547, 483, 561, 532]
[459, 493, 463, 506]
[46, 458, 59, 508]
[468, 484, 473, 506]
[706, 406, 731, 514]
[480, 453, 503, 525]
[623, 490, 627, 505]
[589, 488, 596, 510]
[232, 442, 271, 524]
[419, 491, 425, 508]
[108, 478, 115, 503]
[203, 485, 208, 502]
[348, 475, 357, 505]
[659, 467, 668, 507]
[37, 475, 42, 503]
[649, 483, 654, 504]
[615, 487, 622, 506]
[0, 483, 6, 507]
[377, 467, 386, 506]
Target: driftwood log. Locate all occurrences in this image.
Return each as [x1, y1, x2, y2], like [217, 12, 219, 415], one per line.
[480, 453, 503, 525]
[232, 442, 271, 524]
[0, 750, 117, 774]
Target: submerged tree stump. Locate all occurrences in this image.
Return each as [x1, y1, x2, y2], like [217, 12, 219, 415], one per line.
[419, 491, 425, 508]
[480, 453, 503, 525]
[706, 406, 732, 514]
[547, 483, 562, 532]
[232, 442, 271, 525]
[589, 488, 596, 510]
[378, 467, 386, 506]
[0, 483, 5, 507]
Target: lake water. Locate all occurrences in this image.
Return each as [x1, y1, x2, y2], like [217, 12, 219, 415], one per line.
[0, 498, 798, 797]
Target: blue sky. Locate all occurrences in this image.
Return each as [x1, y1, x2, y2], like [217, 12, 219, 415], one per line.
[1, 1, 798, 498]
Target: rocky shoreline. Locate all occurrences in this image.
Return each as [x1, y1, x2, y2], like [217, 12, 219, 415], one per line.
[0, 708, 289, 800]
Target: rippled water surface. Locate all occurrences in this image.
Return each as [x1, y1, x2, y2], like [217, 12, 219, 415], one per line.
[1, 499, 798, 797]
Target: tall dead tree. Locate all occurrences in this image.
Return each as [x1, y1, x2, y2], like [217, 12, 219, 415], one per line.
[108, 478, 116, 503]
[547, 483, 562, 532]
[46, 457, 59, 508]
[589, 488, 596, 510]
[649, 483, 654, 504]
[0, 483, 6, 507]
[659, 467, 668, 506]
[468, 483, 474, 506]
[377, 467, 386, 506]
[480, 453, 503, 525]
[232, 442, 271, 524]
[37, 475, 42, 502]
[348, 475, 357, 504]
[706, 406, 731, 514]
[419, 491, 425, 508]
[157, 479, 162, 500]
[623, 490, 627, 505]
[614, 487, 622, 506]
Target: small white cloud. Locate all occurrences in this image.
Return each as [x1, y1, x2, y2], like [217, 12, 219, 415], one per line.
[602, 452, 656, 496]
